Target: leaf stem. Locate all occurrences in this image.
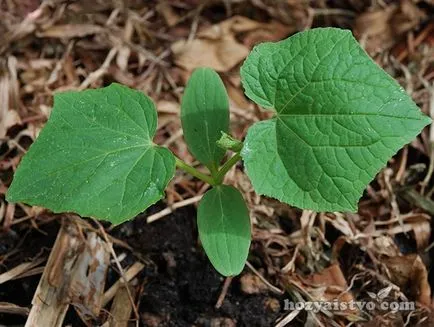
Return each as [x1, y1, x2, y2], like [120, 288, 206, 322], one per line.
[175, 157, 216, 185]
[208, 162, 219, 178]
[214, 153, 242, 184]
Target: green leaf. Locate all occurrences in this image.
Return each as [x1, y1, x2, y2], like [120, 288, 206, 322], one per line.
[7, 83, 175, 224]
[181, 67, 230, 170]
[217, 131, 243, 153]
[240, 28, 431, 212]
[197, 185, 251, 276]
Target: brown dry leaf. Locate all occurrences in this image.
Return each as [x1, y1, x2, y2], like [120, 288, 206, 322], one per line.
[240, 273, 269, 294]
[199, 16, 262, 38]
[299, 263, 357, 315]
[242, 21, 293, 49]
[383, 254, 431, 306]
[405, 214, 431, 250]
[354, 0, 426, 54]
[226, 82, 252, 109]
[172, 16, 272, 72]
[156, 1, 181, 27]
[171, 37, 248, 73]
[250, 0, 309, 28]
[371, 214, 431, 251]
[37, 24, 103, 38]
[372, 236, 400, 257]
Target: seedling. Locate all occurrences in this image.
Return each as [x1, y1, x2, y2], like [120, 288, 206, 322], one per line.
[6, 28, 431, 276]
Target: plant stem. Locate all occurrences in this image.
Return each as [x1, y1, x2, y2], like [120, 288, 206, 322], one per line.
[208, 162, 219, 178]
[175, 157, 216, 185]
[214, 153, 242, 184]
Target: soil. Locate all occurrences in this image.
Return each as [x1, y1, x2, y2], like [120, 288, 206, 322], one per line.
[0, 204, 282, 326]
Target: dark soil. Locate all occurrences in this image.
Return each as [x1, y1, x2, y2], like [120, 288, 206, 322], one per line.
[0, 204, 282, 326]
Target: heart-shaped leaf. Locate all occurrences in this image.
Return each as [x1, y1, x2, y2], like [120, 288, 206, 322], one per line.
[240, 28, 431, 212]
[7, 83, 175, 224]
[181, 68, 230, 170]
[197, 185, 251, 276]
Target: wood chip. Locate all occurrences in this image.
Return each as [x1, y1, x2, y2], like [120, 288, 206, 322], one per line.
[107, 284, 137, 327]
[0, 302, 30, 316]
[37, 24, 103, 38]
[102, 261, 144, 307]
[68, 232, 110, 319]
[25, 219, 110, 327]
[0, 258, 45, 284]
[25, 222, 81, 327]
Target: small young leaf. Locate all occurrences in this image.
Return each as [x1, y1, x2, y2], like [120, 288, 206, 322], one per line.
[217, 131, 243, 153]
[197, 185, 251, 276]
[7, 83, 175, 224]
[240, 28, 431, 212]
[181, 67, 230, 170]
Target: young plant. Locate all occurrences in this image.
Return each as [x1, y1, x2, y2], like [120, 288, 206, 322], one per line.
[6, 28, 431, 276]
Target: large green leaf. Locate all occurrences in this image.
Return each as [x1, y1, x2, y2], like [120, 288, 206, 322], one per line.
[197, 185, 251, 276]
[7, 83, 175, 224]
[240, 28, 431, 212]
[181, 67, 230, 170]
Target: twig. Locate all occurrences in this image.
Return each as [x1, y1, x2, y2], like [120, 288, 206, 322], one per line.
[147, 195, 203, 223]
[420, 81, 434, 193]
[94, 221, 140, 321]
[215, 276, 233, 309]
[312, 8, 356, 17]
[275, 309, 301, 327]
[281, 244, 300, 273]
[245, 261, 284, 295]
[0, 258, 45, 284]
[79, 48, 118, 90]
[395, 146, 408, 183]
[102, 261, 145, 307]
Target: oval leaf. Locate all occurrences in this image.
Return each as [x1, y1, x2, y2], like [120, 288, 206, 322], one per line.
[240, 28, 431, 212]
[181, 67, 230, 170]
[7, 83, 175, 224]
[197, 185, 251, 276]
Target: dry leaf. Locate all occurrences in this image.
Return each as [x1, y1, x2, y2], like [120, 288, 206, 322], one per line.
[355, 1, 427, 54]
[299, 263, 357, 315]
[242, 21, 293, 48]
[226, 82, 252, 109]
[156, 1, 181, 27]
[405, 214, 431, 250]
[240, 273, 269, 294]
[172, 37, 248, 72]
[383, 254, 431, 306]
[172, 16, 266, 72]
[37, 24, 103, 38]
[372, 236, 400, 257]
[199, 16, 262, 38]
